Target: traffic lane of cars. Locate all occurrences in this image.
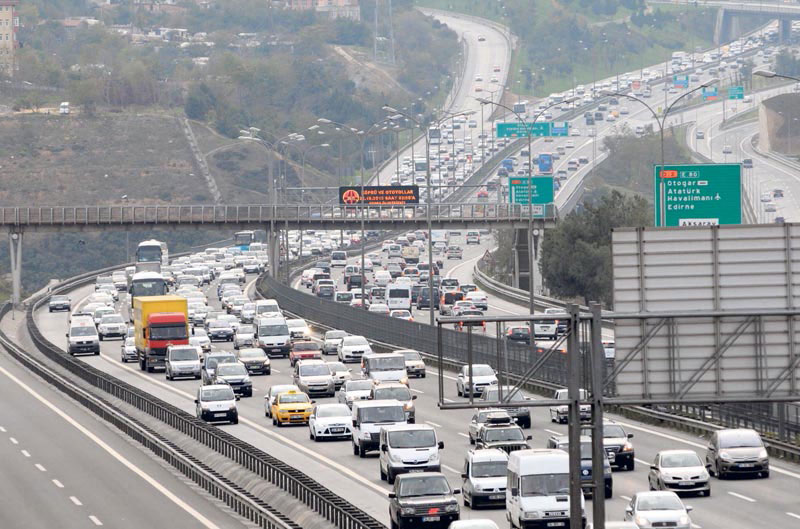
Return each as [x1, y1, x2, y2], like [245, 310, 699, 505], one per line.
[39, 282, 800, 529]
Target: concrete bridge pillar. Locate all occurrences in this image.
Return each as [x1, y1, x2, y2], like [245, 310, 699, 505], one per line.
[267, 229, 280, 278]
[780, 18, 792, 43]
[8, 230, 23, 307]
[714, 8, 731, 46]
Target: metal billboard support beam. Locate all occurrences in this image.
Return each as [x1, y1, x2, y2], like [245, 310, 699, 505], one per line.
[8, 230, 22, 308]
[590, 302, 606, 529]
[566, 303, 583, 529]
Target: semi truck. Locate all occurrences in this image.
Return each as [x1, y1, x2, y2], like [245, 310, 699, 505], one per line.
[133, 295, 189, 372]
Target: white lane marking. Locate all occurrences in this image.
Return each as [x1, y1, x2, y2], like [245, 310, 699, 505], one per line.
[70, 496, 83, 506]
[410, 388, 424, 394]
[458, 433, 470, 438]
[442, 464, 461, 474]
[620, 495, 631, 501]
[787, 512, 800, 520]
[21, 449, 30, 457]
[443, 398, 455, 403]
[93, 353, 392, 498]
[271, 369, 281, 374]
[35, 463, 47, 472]
[728, 491, 756, 503]
[9, 437, 18, 444]
[691, 523, 702, 529]
[544, 429, 561, 435]
[426, 421, 442, 428]
[0, 426, 5, 432]
[634, 458, 650, 466]
[52, 479, 64, 488]
[89, 515, 103, 526]
[0, 364, 223, 529]
[612, 419, 800, 480]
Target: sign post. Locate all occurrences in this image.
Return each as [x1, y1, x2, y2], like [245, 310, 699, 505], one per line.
[653, 164, 742, 227]
[496, 122, 569, 138]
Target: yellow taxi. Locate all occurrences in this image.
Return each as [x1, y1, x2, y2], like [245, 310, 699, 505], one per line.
[270, 390, 313, 427]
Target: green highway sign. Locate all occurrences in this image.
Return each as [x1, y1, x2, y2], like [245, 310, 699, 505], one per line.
[654, 164, 742, 227]
[496, 122, 569, 138]
[728, 86, 744, 100]
[508, 176, 555, 209]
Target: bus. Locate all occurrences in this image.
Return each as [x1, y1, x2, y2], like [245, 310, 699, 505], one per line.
[413, 158, 429, 174]
[234, 230, 256, 251]
[429, 126, 442, 145]
[136, 240, 168, 267]
[128, 271, 168, 318]
[537, 153, 553, 175]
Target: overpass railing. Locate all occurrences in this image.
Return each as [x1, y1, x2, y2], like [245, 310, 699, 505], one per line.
[0, 203, 556, 227]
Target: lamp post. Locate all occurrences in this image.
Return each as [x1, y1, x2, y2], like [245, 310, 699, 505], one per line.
[299, 143, 330, 187]
[318, 119, 390, 305]
[382, 105, 476, 327]
[602, 77, 718, 226]
[475, 96, 579, 325]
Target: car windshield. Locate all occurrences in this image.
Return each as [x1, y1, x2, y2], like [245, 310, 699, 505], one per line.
[389, 430, 436, 448]
[370, 357, 405, 371]
[170, 348, 197, 361]
[259, 324, 289, 335]
[326, 331, 348, 340]
[327, 362, 347, 373]
[483, 388, 526, 402]
[316, 405, 350, 418]
[52, 296, 69, 302]
[206, 356, 235, 370]
[287, 320, 306, 329]
[718, 431, 762, 448]
[398, 476, 450, 497]
[375, 387, 411, 401]
[193, 328, 208, 337]
[299, 364, 330, 376]
[637, 495, 684, 511]
[343, 336, 369, 346]
[101, 315, 124, 324]
[294, 342, 320, 352]
[202, 387, 235, 402]
[467, 365, 494, 377]
[346, 380, 374, 391]
[150, 325, 188, 340]
[209, 321, 231, 329]
[279, 393, 310, 404]
[604, 425, 627, 438]
[360, 406, 405, 423]
[239, 349, 265, 359]
[237, 325, 255, 334]
[401, 351, 421, 361]
[217, 364, 247, 376]
[661, 452, 701, 468]
[472, 461, 507, 478]
[521, 473, 569, 496]
[485, 427, 524, 442]
[71, 327, 96, 337]
[337, 293, 353, 301]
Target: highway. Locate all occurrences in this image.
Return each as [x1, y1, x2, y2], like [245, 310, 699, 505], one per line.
[30, 268, 800, 529]
[0, 317, 248, 529]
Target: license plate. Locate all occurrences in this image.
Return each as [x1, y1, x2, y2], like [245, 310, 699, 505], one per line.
[422, 517, 440, 522]
[679, 481, 695, 486]
[547, 523, 565, 528]
[271, 349, 282, 353]
[330, 428, 344, 434]
[409, 468, 424, 473]
[489, 494, 504, 500]
[291, 415, 303, 420]
[214, 412, 227, 418]
[738, 463, 754, 468]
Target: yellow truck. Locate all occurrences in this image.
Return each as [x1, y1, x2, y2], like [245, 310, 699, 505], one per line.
[133, 295, 189, 372]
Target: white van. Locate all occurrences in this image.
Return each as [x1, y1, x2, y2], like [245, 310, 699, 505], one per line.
[255, 299, 281, 318]
[379, 424, 443, 483]
[362, 352, 408, 385]
[67, 315, 101, 356]
[330, 250, 348, 268]
[255, 316, 291, 357]
[385, 284, 412, 311]
[506, 449, 585, 529]
[351, 400, 407, 457]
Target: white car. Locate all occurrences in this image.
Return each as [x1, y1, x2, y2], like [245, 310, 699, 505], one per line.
[120, 337, 138, 363]
[323, 329, 348, 355]
[337, 335, 373, 363]
[264, 384, 299, 418]
[286, 318, 310, 340]
[189, 328, 211, 354]
[97, 314, 128, 340]
[368, 303, 390, 315]
[390, 310, 413, 321]
[196, 384, 238, 424]
[337, 379, 374, 407]
[309, 403, 352, 441]
[565, 140, 575, 149]
[648, 450, 710, 496]
[456, 364, 498, 397]
[623, 491, 692, 529]
[465, 292, 488, 311]
[233, 324, 256, 349]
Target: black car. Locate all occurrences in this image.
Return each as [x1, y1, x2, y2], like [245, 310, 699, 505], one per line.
[416, 287, 440, 310]
[505, 325, 530, 345]
[201, 352, 237, 385]
[48, 295, 72, 312]
[389, 473, 460, 529]
[207, 320, 234, 342]
[410, 284, 424, 304]
[346, 275, 363, 291]
[548, 435, 613, 498]
[316, 285, 335, 299]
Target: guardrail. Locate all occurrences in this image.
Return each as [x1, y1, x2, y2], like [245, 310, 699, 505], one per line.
[18, 273, 386, 529]
[0, 303, 299, 529]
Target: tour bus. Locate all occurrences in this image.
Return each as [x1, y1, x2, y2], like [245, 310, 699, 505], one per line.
[234, 230, 256, 251]
[136, 240, 169, 267]
[128, 271, 168, 318]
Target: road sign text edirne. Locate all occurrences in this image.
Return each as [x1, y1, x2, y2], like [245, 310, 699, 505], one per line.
[654, 164, 742, 227]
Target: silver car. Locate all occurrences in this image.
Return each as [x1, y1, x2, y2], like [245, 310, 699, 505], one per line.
[120, 337, 138, 363]
[293, 360, 335, 398]
[165, 345, 202, 380]
[624, 491, 692, 529]
[648, 450, 710, 496]
[337, 379, 374, 408]
[323, 330, 348, 355]
[233, 324, 256, 350]
[468, 408, 510, 445]
[326, 361, 352, 389]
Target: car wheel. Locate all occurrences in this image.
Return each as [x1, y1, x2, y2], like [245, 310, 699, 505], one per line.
[231, 416, 238, 425]
[166, 372, 172, 381]
[421, 372, 426, 378]
[390, 518, 399, 529]
[626, 459, 635, 471]
[358, 442, 366, 458]
[380, 465, 387, 481]
[469, 434, 475, 445]
[309, 429, 315, 441]
[353, 442, 360, 456]
[605, 484, 613, 499]
[387, 468, 395, 484]
[266, 369, 271, 375]
[272, 417, 277, 426]
[703, 488, 711, 497]
[762, 470, 770, 479]
[716, 460, 725, 479]
[457, 384, 462, 397]
[99, 335, 104, 341]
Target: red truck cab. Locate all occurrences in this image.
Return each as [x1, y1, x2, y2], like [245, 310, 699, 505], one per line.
[144, 312, 189, 368]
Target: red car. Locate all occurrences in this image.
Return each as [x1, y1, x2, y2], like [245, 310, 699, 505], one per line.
[289, 340, 323, 367]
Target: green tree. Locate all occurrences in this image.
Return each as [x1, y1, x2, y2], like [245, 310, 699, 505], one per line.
[184, 83, 216, 120]
[540, 190, 651, 307]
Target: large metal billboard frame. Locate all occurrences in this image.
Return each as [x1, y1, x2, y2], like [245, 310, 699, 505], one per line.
[612, 224, 800, 401]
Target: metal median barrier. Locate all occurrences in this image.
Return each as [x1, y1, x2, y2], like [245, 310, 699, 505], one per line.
[17, 273, 386, 529]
